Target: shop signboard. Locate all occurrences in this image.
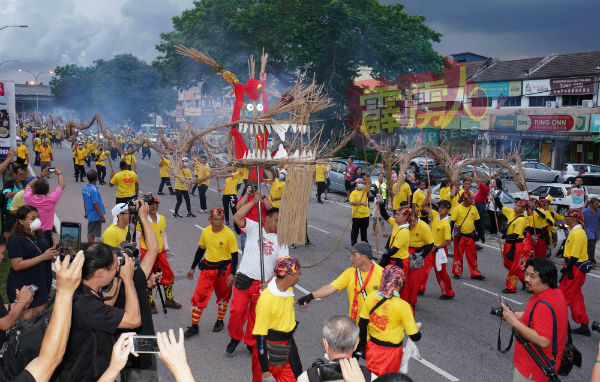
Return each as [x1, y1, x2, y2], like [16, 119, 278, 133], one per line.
[438, 127, 478, 142]
[549, 77, 594, 95]
[461, 115, 490, 131]
[492, 115, 517, 130]
[516, 114, 588, 132]
[523, 79, 551, 97]
[468, 81, 521, 98]
[0, 81, 15, 160]
[591, 114, 600, 133]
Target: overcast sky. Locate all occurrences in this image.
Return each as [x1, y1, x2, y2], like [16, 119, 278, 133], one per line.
[1, 0, 599, 85]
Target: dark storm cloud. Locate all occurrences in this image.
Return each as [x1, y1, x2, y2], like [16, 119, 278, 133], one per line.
[382, 0, 600, 59]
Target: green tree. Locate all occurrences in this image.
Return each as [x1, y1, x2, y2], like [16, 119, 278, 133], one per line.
[153, 0, 443, 119]
[51, 54, 177, 128]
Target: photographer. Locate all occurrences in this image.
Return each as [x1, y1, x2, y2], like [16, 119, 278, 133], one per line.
[500, 258, 568, 382]
[58, 242, 141, 381]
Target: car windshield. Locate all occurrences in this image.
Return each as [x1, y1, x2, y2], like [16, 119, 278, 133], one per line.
[529, 186, 549, 196]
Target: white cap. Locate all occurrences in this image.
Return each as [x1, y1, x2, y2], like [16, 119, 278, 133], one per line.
[111, 203, 129, 225]
[182, 157, 190, 162]
[280, 169, 287, 175]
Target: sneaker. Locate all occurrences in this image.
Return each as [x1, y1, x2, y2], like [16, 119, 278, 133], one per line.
[173, 213, 183, 218]
[212, 320, 224, 333]
[452, 274, 460, 280]
[202, 209, 208, 214]
[187, 212, 197, 217]
[225, 339, 240, 356]
[471, 275, 486, 281]
[165, 298, 182, 309]
[501, 288, 516, 294]
[305, 242, 315, 247]
[198, 209, 203, 213]
[324, 196, 328, 200]
[149, 302, 158, 314]
[157, 192, 165, 195]
[417, 291, 424, 296]
[290, 244, 296, 249]
[439, 295, 454, 300]
[184, 325, 199, 338]
[572, 324, 591, 337]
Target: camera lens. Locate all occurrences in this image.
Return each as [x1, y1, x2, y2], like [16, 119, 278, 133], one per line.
[490, 307, 503, 317]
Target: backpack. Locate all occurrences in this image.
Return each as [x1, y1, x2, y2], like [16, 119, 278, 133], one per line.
[306, 362, 372, 382]
[2, 300, 53, 380]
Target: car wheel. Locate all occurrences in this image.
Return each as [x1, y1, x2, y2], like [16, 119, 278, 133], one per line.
[553, 175, 559, 182]
[566, 178, 573, 184]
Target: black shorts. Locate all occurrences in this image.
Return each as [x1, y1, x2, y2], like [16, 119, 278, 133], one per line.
[344, 180, 352, 191]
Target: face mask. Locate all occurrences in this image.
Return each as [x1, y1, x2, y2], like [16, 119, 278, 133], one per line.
[279, 174, 285, 180]
[357, 184, 365, 190]
[17, 142, 21, 146]
[29, 218, 42, 231]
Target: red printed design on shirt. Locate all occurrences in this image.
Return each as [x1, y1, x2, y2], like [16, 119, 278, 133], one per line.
[370, 313, 390, 331]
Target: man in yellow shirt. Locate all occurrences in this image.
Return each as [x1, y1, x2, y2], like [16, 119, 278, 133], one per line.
[559, 208, 592, 336]
[251, 256, 302, 382]
[268, 169, 286, 209]
[219, 169, 242, 226]
[123, 145, 137, 172]
[191, 155, 210, 213]
[357, 265, 421, 376]
[15, 137, 28, 165]
[74, 141, 87, 182]
[173, 157, 195, 218]
[33, 136, 41, 166]
[39, 139, 53, 170]
[297, 242, 383, 321]
[95, 146, 108, 185]
[109, 161, 139, 204]
[101, 203, 131, 246]
[315, 163, 327, 203]
[349, 178, 370, 245]
[411, 180, 427, 223]
[392, 177, 412, 211]
[450, 191, 485, 280]
[185, 208, 239, 337]
[157, 156, 175, 195]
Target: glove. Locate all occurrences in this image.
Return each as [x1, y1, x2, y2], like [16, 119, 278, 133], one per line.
[297, 293, 314, 307]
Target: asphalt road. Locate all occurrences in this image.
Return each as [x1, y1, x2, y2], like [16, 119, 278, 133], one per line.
[35, 142, 600, 382]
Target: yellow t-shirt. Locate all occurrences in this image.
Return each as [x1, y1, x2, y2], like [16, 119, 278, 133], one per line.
[528, 208, 554, 229]
[564, 226, 588, 262]
[102, 224, 130, 247]
[198, 225, 238, 262]
[409, 219, 434, 248]
[392, 182, 412, 210]
[502, 207, 526, 239]
[388, 220, 410, 259]
[194, 163, 210, 186]
[430, 210, 451, 246]
[359, 293, 418, 344]
[315, 164, 327, 182]
[451, 204, 480, 235]
[269, 178, 285, 208]
[439, 186, 450, 202]
[96, 150, 106, 166]
[159, 158, 172, 177]
[412, 189, 426, 217]
[237, 168, 248, 185]
[548, 206, 564, 223]
[75, 147, 87, 165]
[253, 285, 296, 335]
[16, 145, 27, 163]
[86, 142, 95, 153]
[136, 214, 166, 251]
[123, 154, 137, 167]
[223, 175, 240, 196]
[330, 264, 384, 321]
[349, 189, 370, 218]
[110, 170, 138, 197]
[33, 138, 41, 152]
[174, 168, 192, 190]
[39, 146, 52, 162]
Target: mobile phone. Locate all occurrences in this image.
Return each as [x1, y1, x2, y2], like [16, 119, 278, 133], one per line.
[59, 222, 81, 259]
[30, 284, 39, 293]
[48, 168, 55, 173]
[129, 335, 159, 353]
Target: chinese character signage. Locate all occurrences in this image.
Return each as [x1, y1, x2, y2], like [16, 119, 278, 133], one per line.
[0, 81, 15, 160]
[549, 77, 594, 95]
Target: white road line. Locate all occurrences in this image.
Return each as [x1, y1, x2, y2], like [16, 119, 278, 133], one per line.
[207, 188, 218, 193]
[194, 224, 204, 230]
[478, 242, 502, 251]
[326, 200, 351, 208]
[307, 224, 330, 234]
[587, 272, 600, 279]
[294, 284, 311, 294]
[169, 209, 175, 213]
[462, 282, 523, 305]
[413, 356, 460, 381]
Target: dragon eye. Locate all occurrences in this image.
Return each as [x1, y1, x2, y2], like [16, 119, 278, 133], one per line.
[256, 103, 264, 112]
[246, 104, 254, 112]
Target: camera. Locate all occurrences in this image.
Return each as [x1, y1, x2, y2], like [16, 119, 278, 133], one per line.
[117, 243, 140, 266]
[490, 307, 504, 317]
[592, 321, 600, 333]
[127, 193, 156, 214]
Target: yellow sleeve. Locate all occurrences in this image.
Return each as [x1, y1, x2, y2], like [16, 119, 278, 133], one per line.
[110, 172, 120, 185]
[227, 230, 239, 253]
[443, 221, 451, 242]
[450, 207, 460, 223]
[252, 294, 272, 335]
[330, 268, 351, 291]
[570, 231, 588, 261]
[198, 229, 206, 247]
[399, 301, 419, 336]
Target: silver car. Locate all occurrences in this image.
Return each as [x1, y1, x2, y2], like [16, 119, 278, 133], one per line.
[559, 163, 600, 184]
[520, 161, 560, 182]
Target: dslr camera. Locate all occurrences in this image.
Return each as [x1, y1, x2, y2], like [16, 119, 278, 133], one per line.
[127, 193, 156, 214]
[491, 296, 511, 318]
[117, 243, 140, 267]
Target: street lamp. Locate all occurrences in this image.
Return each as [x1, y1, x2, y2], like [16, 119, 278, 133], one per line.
[0, 25, 28, 32]
[18, 69, 54, 111]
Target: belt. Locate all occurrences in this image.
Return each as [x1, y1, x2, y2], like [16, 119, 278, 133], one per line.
[370, 336, 402, 348]
[200, 259, 231, 276]
[505, 238, 524, 244]
[267, 323, 297, 341]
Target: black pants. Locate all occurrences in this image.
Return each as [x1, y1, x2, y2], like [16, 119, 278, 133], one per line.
[175, 189, 191, 214]
[222, 194, 238, 223]
[75, 164, 86, 181]
[351, 217, 370, 245]
[316, 181, 326, 202]
[110, 148, 119, 161]
[487, 210, 499, 234]
[198, 184, 208, 210]
[96, 165, 106, 183]
[158, 177, 174, 194]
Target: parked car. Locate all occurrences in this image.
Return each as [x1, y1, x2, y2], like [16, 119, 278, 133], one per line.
[516, 161, 561, 182]
[510, 183, 599, 215]
[453, 154, 477, 164]
[559, 163, 600, 184]
[410, 156, 436, 169]
[328, 159, 378, 194]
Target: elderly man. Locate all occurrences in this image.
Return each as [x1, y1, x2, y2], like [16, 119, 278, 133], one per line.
[297, 316, 375, 382]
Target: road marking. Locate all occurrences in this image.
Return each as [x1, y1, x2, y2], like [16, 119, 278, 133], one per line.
[208, 187, 218, 193]
[294, 284, 311, 294]
[478, 242, 502, 251]
[587, 272, 600, 279]
[413, 356, 460, 381]
[326, 200, 351, 208]
[169, 209, 175, 213]
[194, 224, 204, 230]
[307, 224, 330, 234]
[462, 282, 523, 305]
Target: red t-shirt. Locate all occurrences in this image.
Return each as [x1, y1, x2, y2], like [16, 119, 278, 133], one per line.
[513, 288, 568, 382]
[474, 183, 490, 204]
[236, 194, 267, 225]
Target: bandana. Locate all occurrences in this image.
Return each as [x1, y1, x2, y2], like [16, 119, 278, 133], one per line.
[538, 198, 550, 205]
[397, 206, 413, 218]
[565, 208, 585, 227]
[378, 265, 406, 299]
[458, 190, 473, 204]
[274, 256, 301, 277]
[209, 208, 224, 217]
[515, 200, 530, 213]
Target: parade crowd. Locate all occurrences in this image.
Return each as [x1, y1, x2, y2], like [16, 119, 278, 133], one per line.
[0, 122, 598, 382]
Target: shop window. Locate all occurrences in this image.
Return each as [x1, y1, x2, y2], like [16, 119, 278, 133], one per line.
[562, 94, 593, 106]
[498, 96, 521, 107]
[470, 97, 492, 107]
[528, 96, 556, 107]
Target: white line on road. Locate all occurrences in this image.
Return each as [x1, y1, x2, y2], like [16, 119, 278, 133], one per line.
[326, 200, 351, 208]
[307, 224, 330, 234]
[194, 224, 204, 230]
[294, 284, 311, 294]
[478, 242, 502, 251]
[462, 282, 523, 305]
[413, 356, 460, 381]
[169, 209, 175, 213]
[208, 187, 218, 193]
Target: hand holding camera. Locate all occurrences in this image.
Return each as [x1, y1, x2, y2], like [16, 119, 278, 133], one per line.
[15, 285, 34, 307]
[120, 254, 135, 282]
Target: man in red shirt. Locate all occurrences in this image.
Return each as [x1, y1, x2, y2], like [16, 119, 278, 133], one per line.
[501, 257, 568, 382]
[474, 175, 490, 245]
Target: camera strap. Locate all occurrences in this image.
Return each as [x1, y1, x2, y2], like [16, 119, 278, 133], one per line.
[497, 320, 514, 353]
